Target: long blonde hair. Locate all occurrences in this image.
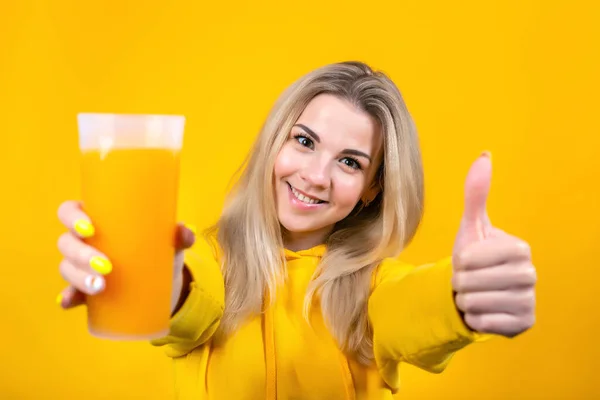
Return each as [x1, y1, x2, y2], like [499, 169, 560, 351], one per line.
[207, 61, 424, 364]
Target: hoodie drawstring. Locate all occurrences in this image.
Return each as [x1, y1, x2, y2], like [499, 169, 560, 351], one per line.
[339, 353, 356, 400]
[264, 301, 277, 400]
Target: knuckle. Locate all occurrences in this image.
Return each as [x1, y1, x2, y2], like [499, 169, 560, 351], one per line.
[58, 259, 70, 282]
[525, 291, 536, 312]
[461, 293, 478, 313]
[465, 313, 478, 330]
[528, 265, 538, 285]
[455, 293, 465, 311]
[478, 316, 494, 332]
[57, 201, 68, 219]
[516, 299, 531, 314]
[456, 293, 473, 313]
[530, 290, 537, 308]
[517, 315, 534, 334]
[57, 233, 70, 253]
[452, 272, 465, 292]
[76, 243, 92, 264]
[527, 314, 536, 329]
[518, 264, 537, 286]
[515, 240, 531, 259]
[487, 317, 508, 335]
[451, 274, 459, 291]
[514, 291, 535, 314]
[453, 253, 465, 269]
[57, 233, 89, 263]
[57, 200, 76, 222]
[458, 253, 469, 268]
[467, 314, 489, 332]
[455, 248, 474, 270]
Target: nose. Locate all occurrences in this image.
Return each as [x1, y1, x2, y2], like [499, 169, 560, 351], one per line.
[299, 156, 331, 189]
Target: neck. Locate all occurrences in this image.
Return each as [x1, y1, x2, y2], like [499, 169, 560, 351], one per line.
[282, 226, 332, 252]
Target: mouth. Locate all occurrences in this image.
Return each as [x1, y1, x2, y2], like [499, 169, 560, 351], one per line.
[287, 182, 327, 205]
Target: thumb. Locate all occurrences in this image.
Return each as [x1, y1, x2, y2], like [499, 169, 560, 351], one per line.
[57, 285, 86, 309]
[461, 151, 493, 242]
[175, 223, 197, 251]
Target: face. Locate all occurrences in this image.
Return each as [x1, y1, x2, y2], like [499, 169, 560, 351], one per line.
[273, 93, 383, 248]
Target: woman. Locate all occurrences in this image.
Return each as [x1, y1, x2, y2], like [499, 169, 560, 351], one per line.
[56, 61, 536, 399]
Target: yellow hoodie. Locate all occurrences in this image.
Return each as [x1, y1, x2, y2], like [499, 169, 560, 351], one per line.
[151, 236, 489, 399]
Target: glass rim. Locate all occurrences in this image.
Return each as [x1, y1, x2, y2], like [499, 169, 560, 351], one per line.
[78, 112, 185, 120]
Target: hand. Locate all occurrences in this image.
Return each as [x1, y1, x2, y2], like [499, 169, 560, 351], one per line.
[451, 153, 537, 338]
[56, 200, 196, 309]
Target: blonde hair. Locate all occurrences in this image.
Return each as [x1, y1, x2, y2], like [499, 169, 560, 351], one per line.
[207, 61, 424, 364]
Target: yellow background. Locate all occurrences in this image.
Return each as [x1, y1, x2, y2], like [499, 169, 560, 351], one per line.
[1, 0, 598, 398]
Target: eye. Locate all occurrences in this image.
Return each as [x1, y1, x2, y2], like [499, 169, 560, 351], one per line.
[293, 134, 314, 150]
[340, 157, 362, 170]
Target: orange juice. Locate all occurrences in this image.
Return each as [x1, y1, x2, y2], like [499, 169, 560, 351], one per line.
[80, 148, 180, 339]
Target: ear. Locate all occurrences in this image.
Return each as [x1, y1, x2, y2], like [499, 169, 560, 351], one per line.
[362, 180, 381, 205]
[362, 161, 384, 205]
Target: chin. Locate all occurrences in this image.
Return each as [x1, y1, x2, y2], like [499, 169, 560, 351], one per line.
[281, 210, 338, 232]
[279, 217, 322, 234]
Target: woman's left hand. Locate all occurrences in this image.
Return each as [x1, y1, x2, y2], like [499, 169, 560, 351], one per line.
[451, 152, 537, 338]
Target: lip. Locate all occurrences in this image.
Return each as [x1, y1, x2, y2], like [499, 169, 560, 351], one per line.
[287, 183, 327, 210]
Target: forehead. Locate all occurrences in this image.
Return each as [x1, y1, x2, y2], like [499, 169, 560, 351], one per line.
[295, 94, 381, 154]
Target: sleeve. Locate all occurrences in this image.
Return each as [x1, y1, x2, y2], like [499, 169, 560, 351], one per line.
[368, 256, 492, 389]
[150, 235, 225, 358]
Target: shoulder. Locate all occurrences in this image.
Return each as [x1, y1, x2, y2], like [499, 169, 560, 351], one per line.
[186, 228, 223, 266]
[183, 229, 225, 297]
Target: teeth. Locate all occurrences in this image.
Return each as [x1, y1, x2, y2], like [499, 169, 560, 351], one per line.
[291, 186, 320, 204]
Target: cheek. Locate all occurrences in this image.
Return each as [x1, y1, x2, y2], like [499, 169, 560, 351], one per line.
[274, 146, 298, 179]
[332, 173, 365, 206]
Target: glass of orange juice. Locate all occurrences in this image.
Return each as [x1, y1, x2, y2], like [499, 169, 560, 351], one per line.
[77, 113, 185, 340]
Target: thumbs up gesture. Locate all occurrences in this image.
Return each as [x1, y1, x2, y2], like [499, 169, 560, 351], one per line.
[452, 152, 537, 338]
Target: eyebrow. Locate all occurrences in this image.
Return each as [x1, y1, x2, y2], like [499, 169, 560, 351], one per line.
[293, 123, 372, 163]
[294, 124, 320, 143]
[341, 149, 372, 162]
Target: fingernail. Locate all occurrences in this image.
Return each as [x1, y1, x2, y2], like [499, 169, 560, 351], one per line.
[74, 219, 95, 238]
[481, 151, 492, 160]
[185, 224, 197, 235]
[85, 275, 105, 293]
[90, 256, 112, 275]
[56, 293, 64, 307]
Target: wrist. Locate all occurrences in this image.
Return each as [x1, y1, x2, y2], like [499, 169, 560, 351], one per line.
[171, 265, 192, 315]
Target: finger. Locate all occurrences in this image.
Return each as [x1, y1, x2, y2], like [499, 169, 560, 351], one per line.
[57, 232, 113, 275]
[59, 259, 106, 295]
[464, 312, 536, 338]
[57, 200, 95, 238]
[57, 286, 86, 309]
[452, 262, 537, 292]
[175, 223, 196, 251]
[461, 152, 493, 242]
[455, 290, 535, 315]
[455, 235, 531, 270]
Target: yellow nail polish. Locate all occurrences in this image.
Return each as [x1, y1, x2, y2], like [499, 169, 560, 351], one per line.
[74, 219, 95, 238]
[90, 256, 113, 275]
[185, 224, 197, 235]
[56, 293, 63, 306]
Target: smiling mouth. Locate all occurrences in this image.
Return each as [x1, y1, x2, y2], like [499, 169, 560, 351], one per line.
[287, 183, 327, 205]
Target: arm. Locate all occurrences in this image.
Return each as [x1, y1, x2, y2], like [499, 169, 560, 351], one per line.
[368, 257, 491, 389]
[150, 236, 225, 358]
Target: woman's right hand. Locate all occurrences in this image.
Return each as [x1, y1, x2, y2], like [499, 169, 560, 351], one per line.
[56, 200, 196, 309]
